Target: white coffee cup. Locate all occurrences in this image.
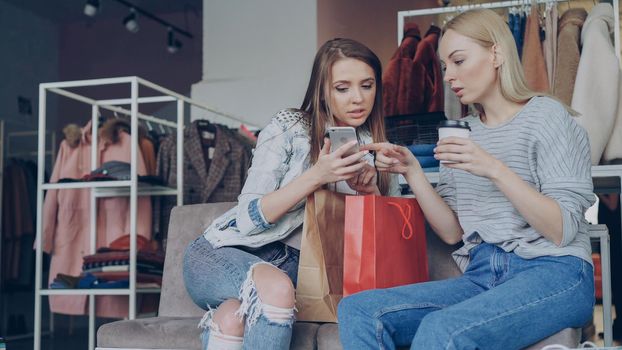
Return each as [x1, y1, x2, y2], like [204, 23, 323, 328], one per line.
[437, 120, 471, 164]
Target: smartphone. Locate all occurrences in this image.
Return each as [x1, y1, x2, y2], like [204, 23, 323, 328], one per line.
[327, 126, 359, 157]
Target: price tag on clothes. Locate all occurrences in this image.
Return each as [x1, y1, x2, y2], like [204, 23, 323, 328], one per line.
[201, 131, 215, 139]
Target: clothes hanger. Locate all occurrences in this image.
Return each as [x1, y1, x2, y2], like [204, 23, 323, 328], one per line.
[196, 119, 217, 133]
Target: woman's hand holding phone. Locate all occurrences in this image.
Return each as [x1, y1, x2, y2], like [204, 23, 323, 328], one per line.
[310, 138, 369, 185]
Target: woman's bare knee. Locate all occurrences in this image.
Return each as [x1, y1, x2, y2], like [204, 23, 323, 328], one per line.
[212, 299, 245, 336]
[252, 264, 295, 308]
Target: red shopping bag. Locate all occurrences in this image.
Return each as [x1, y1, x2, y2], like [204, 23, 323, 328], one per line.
[343, 195, 428, 297]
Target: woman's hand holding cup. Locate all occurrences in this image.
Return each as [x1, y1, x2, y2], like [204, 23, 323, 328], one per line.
[434, 137, 502, 179]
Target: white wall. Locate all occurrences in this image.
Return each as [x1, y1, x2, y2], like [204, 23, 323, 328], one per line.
[191, 0, 317, 128]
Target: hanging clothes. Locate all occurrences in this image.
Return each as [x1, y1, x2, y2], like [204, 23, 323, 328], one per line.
[413, 25, 444, 113]
[383, 23, 423, 116]
[553, 8, 587, 105]
[41, 120, 152, 317]
[140, 137, 157, 176]
[519, 9, 527, 57]
[542, 4, 558, 88]
[571, 4, 621, 165]
[99, 118, 158, 176]
[2, 160, 36, 288]
[154, 120, 252, 244]
[509, 9, 525, 58]
[522, 5, 549, 93]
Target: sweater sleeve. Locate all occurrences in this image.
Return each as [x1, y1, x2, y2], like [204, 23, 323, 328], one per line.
[535, 106, 595, 247]
[436, 166, 457, 212]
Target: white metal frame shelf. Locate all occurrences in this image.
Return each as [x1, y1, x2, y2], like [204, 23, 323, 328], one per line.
[34, 76, 244, 350]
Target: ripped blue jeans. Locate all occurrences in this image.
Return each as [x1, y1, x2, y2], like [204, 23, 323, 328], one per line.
[183, 235, 299, 350]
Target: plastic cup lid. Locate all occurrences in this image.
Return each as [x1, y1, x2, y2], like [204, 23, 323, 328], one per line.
[438, 120, 470, 130]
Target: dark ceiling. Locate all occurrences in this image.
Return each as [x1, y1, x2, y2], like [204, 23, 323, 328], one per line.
[1, 0, 202, 23]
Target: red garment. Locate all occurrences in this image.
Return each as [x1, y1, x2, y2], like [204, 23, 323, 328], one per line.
[42, 120, 152, 317]
[522, 7, 550, 93]
[414, 26, 444, 112]
[383, 23, 424, 116]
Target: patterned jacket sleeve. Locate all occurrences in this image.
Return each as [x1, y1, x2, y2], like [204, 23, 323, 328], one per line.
[233, 113, 294, 236]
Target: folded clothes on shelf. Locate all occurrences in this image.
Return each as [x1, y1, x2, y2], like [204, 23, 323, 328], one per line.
[423, 167, 439, 173]
[49, 273, 81, 289]
[415, 155, 439, 168]
[57, 161, 166, 185]
[77, 273, 130, 289]
[407, 144, 436, 156]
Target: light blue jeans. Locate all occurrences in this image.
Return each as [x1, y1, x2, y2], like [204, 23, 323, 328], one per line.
[183, 236, 299, 350]
[337, 243, 594, 350]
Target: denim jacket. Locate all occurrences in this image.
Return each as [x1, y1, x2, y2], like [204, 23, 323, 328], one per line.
[203, 109, 400, 248]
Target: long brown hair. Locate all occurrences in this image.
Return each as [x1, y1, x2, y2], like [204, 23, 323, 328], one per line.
[300, 38, 391, 195]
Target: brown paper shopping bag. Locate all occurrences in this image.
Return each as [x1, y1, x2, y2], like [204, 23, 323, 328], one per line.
[295, 190, 346, 323]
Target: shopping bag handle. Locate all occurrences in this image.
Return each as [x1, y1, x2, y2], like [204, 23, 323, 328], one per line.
[387, 201, 414, 240]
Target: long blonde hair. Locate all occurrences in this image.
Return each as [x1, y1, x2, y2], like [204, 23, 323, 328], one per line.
[443, 9, 561, 114]
[300, 38, 391, 195]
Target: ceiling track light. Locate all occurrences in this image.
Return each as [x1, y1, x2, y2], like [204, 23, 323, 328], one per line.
[167, 28, 182, 54]
[123, 8, 139, 33]
[84, 0, 100, 17]
[83, 0, 193, 53]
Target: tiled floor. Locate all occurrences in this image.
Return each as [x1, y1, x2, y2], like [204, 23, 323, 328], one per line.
[592, 304, 621, 347]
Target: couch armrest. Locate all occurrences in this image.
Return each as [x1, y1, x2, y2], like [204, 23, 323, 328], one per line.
[159, 202, 236, 317]
[425, 224, 462, 281]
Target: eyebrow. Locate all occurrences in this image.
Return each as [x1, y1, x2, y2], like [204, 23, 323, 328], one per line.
[333, 77, 375, 85]
[448, 50, 465, 59]
[440, 49, 465, 64]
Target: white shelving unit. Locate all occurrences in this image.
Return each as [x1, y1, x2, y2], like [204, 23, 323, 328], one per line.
[33, 76, 248, 350]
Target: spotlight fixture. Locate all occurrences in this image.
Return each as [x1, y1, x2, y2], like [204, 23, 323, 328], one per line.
[123, 8, 139, 33]
[167, 28, 182, 53]
[82, 0, 193, 51]
[84, 0, 100, 17]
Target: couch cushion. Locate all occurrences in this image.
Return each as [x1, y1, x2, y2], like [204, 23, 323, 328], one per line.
[97, 317, 320, 350]
[425, 224, 462, 281]
[160, 203, 236, 318]
[97, 317, 202, 349]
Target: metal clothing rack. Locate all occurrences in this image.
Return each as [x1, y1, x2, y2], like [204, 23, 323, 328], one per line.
[0, 120, 56, 341]
[33, 76, 248, 350]
[397, 0, 621, 60]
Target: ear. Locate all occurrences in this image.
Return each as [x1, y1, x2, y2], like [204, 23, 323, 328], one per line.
[491, 44, 504, 68]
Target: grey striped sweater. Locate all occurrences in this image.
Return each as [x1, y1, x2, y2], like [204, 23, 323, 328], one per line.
[436, 97, 595, 271]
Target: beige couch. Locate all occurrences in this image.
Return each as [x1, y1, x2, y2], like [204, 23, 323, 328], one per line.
[96, 202, 580, 349]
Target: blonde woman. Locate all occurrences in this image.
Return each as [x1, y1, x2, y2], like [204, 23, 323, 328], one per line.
[338, 9, 595, 350]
